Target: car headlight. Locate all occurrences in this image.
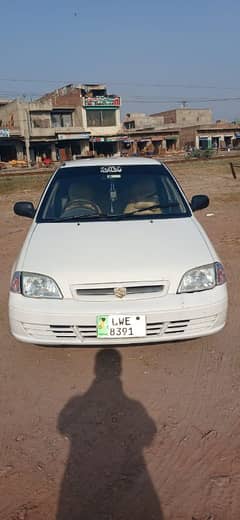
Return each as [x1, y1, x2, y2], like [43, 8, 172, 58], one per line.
[178, 262, 226, 293]
[10, 272, 63, 299]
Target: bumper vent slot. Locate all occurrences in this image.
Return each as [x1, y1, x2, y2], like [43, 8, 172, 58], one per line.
[76, 325, 96, 338]
[164, 320, 190, 334]
[49, 325, 77, 338]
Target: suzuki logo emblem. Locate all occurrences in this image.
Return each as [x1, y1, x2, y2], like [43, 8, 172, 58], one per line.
[114, 287, 127, 299]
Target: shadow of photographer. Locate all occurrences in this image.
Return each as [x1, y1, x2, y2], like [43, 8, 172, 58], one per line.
[56, 348, 164, 519]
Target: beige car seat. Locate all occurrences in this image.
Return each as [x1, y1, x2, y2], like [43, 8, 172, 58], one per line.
[124, 178, 161, 215]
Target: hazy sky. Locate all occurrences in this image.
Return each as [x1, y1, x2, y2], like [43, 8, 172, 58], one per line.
[1, 0, 240, 121]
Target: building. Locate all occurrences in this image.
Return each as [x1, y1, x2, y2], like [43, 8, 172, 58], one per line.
[1, 94, 240, 162]
[149, 108, 212, 127]
[122, 108, 240, 154]
[122, 111, 183, 154]
[123, 108, 212, 132]
[0, 84, 122, 164]
[123, 112, 164, 130]
[180, 121, 240, 150]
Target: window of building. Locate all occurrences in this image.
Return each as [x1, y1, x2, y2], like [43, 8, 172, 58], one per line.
[51, 112, 73, 128]
[124, 121, 135, 129]
[30, 112, 51, 129]
[86, 109, 116, 127]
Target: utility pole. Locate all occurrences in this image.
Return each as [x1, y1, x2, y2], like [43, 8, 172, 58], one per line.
[24, 107, 31, 167]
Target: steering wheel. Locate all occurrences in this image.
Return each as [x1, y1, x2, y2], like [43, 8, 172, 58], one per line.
[61, 198, 102, 218]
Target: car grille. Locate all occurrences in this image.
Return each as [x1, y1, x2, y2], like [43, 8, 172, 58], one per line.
[72, 282, 168, 301]
[22, 315, 217, 342]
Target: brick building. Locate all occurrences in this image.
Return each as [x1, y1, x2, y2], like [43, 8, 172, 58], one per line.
[0, 84, 122, 164]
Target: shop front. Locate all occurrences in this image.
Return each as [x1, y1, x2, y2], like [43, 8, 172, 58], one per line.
[223, 135, 233, 149]
[0, 129, 24, 162]
[136, 138, 153, 155]
[199, 136, 211, 150]
[29, 133, 90, 164]
[151, 136, 163, 154]
[90, 136, 129, 156]
[165, 136, 178, 151]
[56, 133, 90, 160]
[90, 137, 115, 156]
[234, 132, 240, 148]
[0, 138, 19, 162]
[30, 141, 53, 164]
[135, 136, 162, 155]
[132, 133, 180, 155]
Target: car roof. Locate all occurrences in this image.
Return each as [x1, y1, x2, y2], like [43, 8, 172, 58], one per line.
[61, 157, 162, 168]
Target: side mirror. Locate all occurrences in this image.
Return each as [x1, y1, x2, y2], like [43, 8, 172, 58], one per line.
[190, 195, 209, 212]
[14, 201, 36, 219]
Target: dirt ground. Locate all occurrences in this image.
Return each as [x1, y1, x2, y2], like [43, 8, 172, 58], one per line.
[0, 159, 240, 520]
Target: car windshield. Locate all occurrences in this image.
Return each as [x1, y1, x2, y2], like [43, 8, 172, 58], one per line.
[36, 164, 191, 222]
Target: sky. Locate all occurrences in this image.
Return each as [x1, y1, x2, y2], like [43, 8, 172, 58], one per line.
[1, 0, 240, 121]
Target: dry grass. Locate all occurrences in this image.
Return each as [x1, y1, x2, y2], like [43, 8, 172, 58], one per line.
[0, 173, 52, 195]
[169, 157, 240, 202]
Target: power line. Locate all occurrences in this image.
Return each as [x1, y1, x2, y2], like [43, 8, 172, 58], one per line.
[0, 77, 63, 84]
[0, 77, 240, 91]
[110, 82, 240, 91]
[0, 86, 240, 107]
[0, 89, 240, 104]
[123, 96, 240, 103]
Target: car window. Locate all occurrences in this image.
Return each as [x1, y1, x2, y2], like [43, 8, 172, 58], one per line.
[36, 164, 191, 222]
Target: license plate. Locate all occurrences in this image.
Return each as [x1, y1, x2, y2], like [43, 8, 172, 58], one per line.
[96, 315, 146, 338]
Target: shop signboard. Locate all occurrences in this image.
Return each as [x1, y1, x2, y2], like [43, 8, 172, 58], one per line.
[106, 136, 128, 142]
[84, 96, 120, 108]
[91, 136, 128, 143]
[58, 133, 90, 140]
[90, 137, 105, 143]
[0, 129, 10, 138]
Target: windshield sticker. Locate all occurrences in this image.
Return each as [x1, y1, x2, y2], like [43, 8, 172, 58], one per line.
[100, 166, 122, 174]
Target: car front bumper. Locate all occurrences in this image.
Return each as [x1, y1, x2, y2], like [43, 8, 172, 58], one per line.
[9, 285, 228, 346]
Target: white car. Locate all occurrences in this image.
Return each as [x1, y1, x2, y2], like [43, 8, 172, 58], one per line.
[9, 157, 228, 346]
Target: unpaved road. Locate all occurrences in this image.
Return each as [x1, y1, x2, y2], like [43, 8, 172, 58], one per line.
[0, 162, 240, 520]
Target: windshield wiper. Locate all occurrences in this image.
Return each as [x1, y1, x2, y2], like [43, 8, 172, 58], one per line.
[57, 213, 110, 222]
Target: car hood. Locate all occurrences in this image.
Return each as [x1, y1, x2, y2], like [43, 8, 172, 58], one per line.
[21, 218, 215, 293]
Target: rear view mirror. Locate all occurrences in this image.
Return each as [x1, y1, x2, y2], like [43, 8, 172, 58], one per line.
[14, 201, 36, 219]
[190, 195, 209, 212]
